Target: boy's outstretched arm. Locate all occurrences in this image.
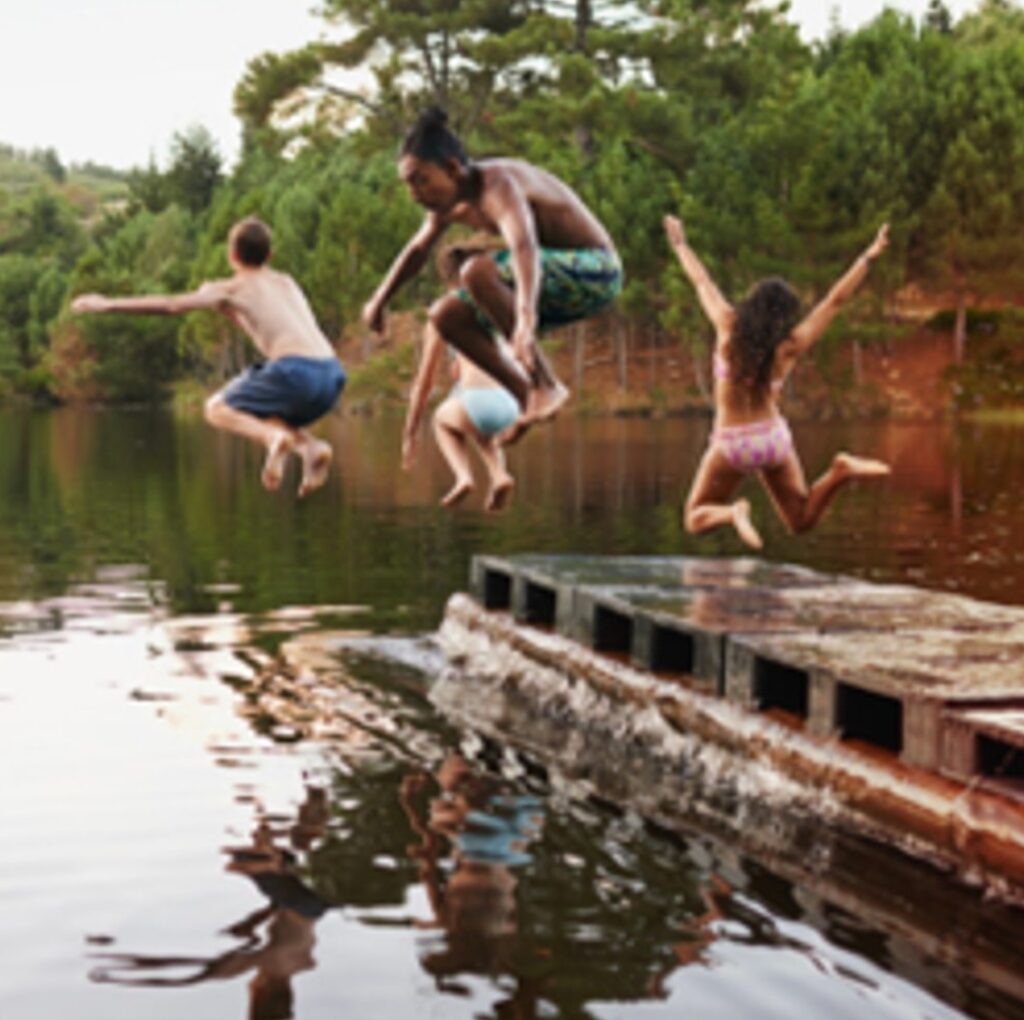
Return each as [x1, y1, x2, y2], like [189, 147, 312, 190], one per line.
[664, 215, 732, 335]
[789, 223, 889, 354]
[363, 215, 448, 334]
[71, 281, 231, 317]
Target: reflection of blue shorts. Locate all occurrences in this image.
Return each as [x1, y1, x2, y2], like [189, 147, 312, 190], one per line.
[222, 356, 346, 428]
[456, 384, 519, 439]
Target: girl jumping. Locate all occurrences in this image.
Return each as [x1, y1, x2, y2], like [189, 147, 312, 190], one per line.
[665, 216, 891, 549]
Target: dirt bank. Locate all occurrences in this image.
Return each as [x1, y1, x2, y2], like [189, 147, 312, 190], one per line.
[338, 310, 965, 422]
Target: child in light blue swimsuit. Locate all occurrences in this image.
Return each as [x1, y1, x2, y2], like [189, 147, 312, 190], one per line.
[402, 241, 518, 511]
[404, 324, 518, 510]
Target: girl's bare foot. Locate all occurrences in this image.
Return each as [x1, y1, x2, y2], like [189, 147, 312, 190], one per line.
[261, 431, 295, 491]
[833, 453, 891, 480]
[499, 382, 570, 446]
[485, 474, 515, 513]
[732, 499, 763, 549]
[441, 477, 474, 507]
[297, 439, 333, 498]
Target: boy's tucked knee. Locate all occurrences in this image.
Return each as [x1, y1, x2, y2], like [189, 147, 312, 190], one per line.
[428, 294, 462, 333]
[458, 255, 494, 294]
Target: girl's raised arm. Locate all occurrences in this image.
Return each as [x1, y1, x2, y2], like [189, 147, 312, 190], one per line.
[664, 215, 733, 335]
[789, 224, 889, 355]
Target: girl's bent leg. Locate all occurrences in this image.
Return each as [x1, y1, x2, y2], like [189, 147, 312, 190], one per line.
[476, 436, 515, 512]
[760, 450, 889, 534]
[685, 445, 760, 548]
[433, 398, 475, 507]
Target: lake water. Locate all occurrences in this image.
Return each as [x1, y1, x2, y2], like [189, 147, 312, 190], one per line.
[2, 406, 1023, 1020]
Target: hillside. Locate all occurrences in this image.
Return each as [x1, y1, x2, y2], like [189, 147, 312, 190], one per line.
[0, 143, 129, 213]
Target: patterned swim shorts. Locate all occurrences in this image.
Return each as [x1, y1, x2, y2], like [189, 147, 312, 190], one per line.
[457, 246, 622, 332]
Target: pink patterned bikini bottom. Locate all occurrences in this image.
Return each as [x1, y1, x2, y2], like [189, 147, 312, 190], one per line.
[712, 416, 794, 473]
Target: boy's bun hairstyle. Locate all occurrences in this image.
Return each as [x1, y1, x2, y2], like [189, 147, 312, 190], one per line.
[401, 106, 468, 167]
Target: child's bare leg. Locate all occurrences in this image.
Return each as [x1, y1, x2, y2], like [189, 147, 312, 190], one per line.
[458, 255, 561, 389]
[433, 398, 475, 507]
[293, 429, 333, 498]
[457, 255, 569, 446]
[685, 445, 761, 548]
[761, 451, 889, 534]
[476, 435, 515, 512]
[430, 295, 529, 405]
[204, 393, 295, 491]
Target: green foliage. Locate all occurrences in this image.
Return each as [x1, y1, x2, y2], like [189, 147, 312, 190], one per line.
[343, 338, 418, 406]
[0, 254, 47, 374]
[7, 0, 1024, 409]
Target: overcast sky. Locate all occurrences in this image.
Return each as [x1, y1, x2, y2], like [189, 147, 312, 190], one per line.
[0, 0, 983, 171]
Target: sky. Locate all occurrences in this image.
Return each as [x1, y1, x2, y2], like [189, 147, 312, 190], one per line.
[0, 0, 983, 172]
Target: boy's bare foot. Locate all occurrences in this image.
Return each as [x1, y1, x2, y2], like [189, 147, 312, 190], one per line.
[485, 474, 515, 513]
[833, 453, 891, 481]
[732, 499, 763, 549]
[297, 439, 333, 498]
[499, 382, 570, 446]
[441, 477, 474, 508]
[261, 431, 295, 491]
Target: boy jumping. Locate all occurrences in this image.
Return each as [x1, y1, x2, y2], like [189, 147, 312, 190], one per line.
[72, 217, 345, 497]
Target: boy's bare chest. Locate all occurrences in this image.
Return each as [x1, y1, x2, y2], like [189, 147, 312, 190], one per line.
[451, 202, 500, 233]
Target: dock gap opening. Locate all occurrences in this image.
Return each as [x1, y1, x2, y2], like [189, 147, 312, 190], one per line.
[594, 605, 633, 654]
[754, 658, 809, 718]
[837, 684, 903, 753]
[524, 582, 557, 626]
[483, 569, 512, 610]
[977, 735, 1024, 780]
[651, 625, 694, 675]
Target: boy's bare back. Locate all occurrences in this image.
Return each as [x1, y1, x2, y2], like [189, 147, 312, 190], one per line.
[211, 268, 335, 362]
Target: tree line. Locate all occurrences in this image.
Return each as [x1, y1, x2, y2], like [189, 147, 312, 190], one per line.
[1, 0, 1023, 403]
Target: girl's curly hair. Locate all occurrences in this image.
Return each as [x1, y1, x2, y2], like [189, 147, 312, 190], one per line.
[729, 277, 801, 397]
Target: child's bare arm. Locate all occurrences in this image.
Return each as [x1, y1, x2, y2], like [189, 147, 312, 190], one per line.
[363, 215, 448, 333]
[664, 215, 732, 335]
[71, 281, 232, 316]
[789, 224, 889, 355]
[402, 324, 446, 468]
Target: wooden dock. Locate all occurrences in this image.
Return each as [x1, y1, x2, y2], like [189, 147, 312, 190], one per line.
[469, 554, 1024, 791]
[437, 554, 1024, 897]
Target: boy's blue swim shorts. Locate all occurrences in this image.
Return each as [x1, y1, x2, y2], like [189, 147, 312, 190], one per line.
[223, 356, 346, 428]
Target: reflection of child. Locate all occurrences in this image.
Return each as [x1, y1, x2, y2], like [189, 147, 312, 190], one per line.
[72, 217, 345, 498]
[399, 755, 543, 985]
[665, 216, 891, 549]
[88, 788, 331, 1020]
[402, 242, 518, 511]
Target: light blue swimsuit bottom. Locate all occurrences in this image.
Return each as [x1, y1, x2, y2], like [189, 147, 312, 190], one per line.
[456, 384, 520, 439]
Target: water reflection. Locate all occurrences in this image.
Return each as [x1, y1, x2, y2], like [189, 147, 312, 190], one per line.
[3, 407, 1024, 622]
[90, 787, 331, 1020]
[400, 755, 543, 1002]
[4, 407, 1024, 1018]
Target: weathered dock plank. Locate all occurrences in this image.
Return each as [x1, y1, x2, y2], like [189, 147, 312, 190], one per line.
[468, 553, 1024, 790]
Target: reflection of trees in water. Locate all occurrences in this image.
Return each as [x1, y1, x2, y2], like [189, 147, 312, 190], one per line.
[8, 408, 1024, 608]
